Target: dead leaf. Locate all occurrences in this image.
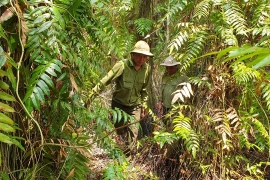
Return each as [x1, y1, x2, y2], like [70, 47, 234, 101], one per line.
[69, 73, 78, 91]
[65, 168, 75, 179]
[0, 8, 14, 23]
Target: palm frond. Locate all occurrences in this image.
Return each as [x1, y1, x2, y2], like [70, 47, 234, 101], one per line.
[23, 59, 62, 111]
[179, 30, 208, 71]
[232, 63, 260, 85]
[189, 76, 212, 89]
[0, 47, 24, 151]
[222, 0, 248, 36]
[252, 3, 270, 27]
[261, 81, 270, 110]
[171, 82, 193, 104]
[193, 0, 212, 20]
[173, 113, 200, 158]
[213, 109, 232, 151]
[134, 18, 154, 37]
[220, 28, 238, 46]
[252, 117, 270, 151]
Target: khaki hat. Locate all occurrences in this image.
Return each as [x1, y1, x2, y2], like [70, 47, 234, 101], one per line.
[131, 40, 154, 56]
[160, 56, 180, 66]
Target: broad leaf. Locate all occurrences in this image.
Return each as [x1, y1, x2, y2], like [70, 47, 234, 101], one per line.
[0, 80, 9, 90]
[252, 55, 270, 70]
[33, 87, 45, 103]
[0, 113, 14, 125]
[0, 102, 15, 112]
[30, 93, 40, 110]
[0, 122, 15, 132]
[41, 73, 54, 88]
[37, 21, 52, 33]
[0, 133, 12, 144]
[0, 91, 16, 101]
[7, 67, 16, 90]
[37, 80, 50, 95]
[10, 138, 25, 151]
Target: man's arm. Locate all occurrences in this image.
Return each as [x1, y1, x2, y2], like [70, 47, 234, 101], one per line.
[90, 61, 124, 97]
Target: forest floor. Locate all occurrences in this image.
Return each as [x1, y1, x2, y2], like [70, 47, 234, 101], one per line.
[86, 140, 157, 180]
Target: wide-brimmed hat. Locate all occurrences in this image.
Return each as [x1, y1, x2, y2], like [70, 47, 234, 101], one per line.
[130, 40, 154, 56]
[160, 56, 180, 66]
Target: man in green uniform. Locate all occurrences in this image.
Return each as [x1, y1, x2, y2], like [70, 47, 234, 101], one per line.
[158, 56, 188, 115]
[90, 40, 153, 154]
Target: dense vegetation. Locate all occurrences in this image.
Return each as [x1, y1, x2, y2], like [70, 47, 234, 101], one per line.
[0, 0, 269, 179]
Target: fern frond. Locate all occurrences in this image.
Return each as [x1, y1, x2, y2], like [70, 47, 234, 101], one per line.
[134, 18, 153, 37]
[252, 3, 270, 27]
[213, 109, 232, 151]
[111, 107, 135, 124]
[189, 76, 212, 89]
[168, 1, 187, 16]
[169, 23, 202, 53]
[23, 59, 62, 111]
[252, 118, 270, 151]
[0, 48, 24, 151]
[169, 30, 189, 51]
[222, 0, 248, 35]
[153, 131, 179, 148]
[261, 81, 270, 110]
[220, 28, 238, 46]
[179, 31, 208, 71]
[193, 0, 212, 20]
[226, 107, 240, 131]
[232, 63, 261, 85]
[173, 113, 200, 158]
[171, 82, 193, 104]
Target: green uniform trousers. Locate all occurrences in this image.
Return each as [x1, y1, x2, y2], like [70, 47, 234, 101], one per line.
[112, 100, 141, 153]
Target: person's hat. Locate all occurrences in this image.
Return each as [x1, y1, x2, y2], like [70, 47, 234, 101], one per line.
[160, 56, 180, 66]
[131, 40, 154, 56]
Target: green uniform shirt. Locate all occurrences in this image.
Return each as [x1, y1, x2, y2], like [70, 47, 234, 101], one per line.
[93, 59, 150, 107]
[161, 71, 188, 109]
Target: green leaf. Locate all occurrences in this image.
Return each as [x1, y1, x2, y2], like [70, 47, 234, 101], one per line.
[25, 40, 40, 55]
[0, 133, 12, 144]
[41, 73, 54, 88]
[50, 62, 61, 73]
[25, 35, 39, 48]
[23, 85, 34, 102]
[31, 93, 40, 110]
[0, 0, 9, 7]
[33, 86, 45, 103]
[252, 55, 270, 70]
[45, 67, 57, 77]
[0, 122, 15, 132]
[7, 67, 16, 90]
[0, 172, 10, 180]
[37, 21, 52, 33]
[0, 91, 16, 101]
[0, 80, 9, 90]
[30, 6, 49, 16]
[33, 13, 51, 24]
[0, 69, 7, 77]
[10, 138, 25, 151]
[37, 80, 50, 95]
[51, 7, 65, 29]
[0, 113, 14, 125]
[69, 0, 82, 15]
[29, 49, 41, 62]
[0, 102, 15, 112]
[28, 28, 39, 36]
[216, 46, 238, 60]
[25, 98, 33, 112]
[0, 55, 6, 69]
